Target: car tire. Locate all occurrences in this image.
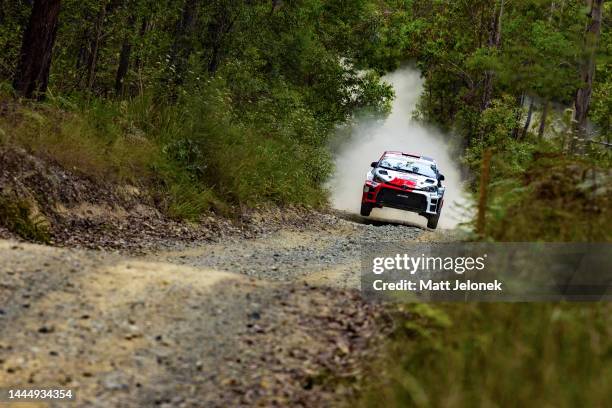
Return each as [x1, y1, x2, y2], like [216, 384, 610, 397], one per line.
[426, 199, 444, 229]
[426, 213, 440, 229]
[360, 203, 373, 217]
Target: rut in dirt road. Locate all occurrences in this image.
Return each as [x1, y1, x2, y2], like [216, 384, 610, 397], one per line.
[0, 213, 431, 407]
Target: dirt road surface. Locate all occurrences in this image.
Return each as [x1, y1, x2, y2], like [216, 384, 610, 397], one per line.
[0, 212, 446, 407]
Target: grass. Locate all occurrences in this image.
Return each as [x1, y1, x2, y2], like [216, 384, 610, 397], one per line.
[1, 77, 332, 230]
[0, 93, 221, 225]
[1, 91, 160, 183]
[358, 303, 612, 408]
[0, 195, 50, 243]
[482, 151, 612, 242]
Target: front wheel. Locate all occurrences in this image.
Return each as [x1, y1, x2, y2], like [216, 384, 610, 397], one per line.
[426, 212, 440, 229]
[426, 199, 443, 229]
[360, 203, 373, 216]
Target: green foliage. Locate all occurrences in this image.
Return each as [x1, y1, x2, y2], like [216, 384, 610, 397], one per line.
[591, 80, 612, 140]
[591, 5, 612, 141]
[405, 0, 589, 143]
[462, 96, 537, 181]
[0, 90, 220, 220]
[401, 0, 611, 244]
[166, 181, 220, 221]
[161, 78, 334, 206]
[359, 6, 611, 405]
[0, 195, 50, 243]
[483, 152, 612, 242]
[0, 1, 28, 78]
[358, 303, 612, 408]
[0, 0, 396, 216]
[499, 3, 583, 103]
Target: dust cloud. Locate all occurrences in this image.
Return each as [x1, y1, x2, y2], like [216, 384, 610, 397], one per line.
[327, 67, 470, 229]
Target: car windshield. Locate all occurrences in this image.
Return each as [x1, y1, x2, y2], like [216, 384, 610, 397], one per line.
[379, 156, 437, 178]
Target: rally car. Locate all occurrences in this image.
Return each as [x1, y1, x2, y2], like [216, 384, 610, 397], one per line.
[361, 151, 445, 229]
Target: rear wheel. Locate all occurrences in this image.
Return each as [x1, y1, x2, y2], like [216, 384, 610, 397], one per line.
[360, 203, 373, 216]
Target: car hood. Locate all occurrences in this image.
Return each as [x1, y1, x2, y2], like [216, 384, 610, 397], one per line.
[372, 168, 437, 190]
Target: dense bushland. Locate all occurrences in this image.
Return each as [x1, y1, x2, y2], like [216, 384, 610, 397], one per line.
[387, 0, 611, 241]
[0, 0, 395, 218]
[352, 2, 612, 406]
[358, 302, 611, 408]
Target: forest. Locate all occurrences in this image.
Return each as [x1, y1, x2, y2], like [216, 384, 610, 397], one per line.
[0, 0, 610, 235]
[0, 1, 611, 406]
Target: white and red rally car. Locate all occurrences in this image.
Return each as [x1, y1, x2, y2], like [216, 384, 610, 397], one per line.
[361, 151, 445, 229]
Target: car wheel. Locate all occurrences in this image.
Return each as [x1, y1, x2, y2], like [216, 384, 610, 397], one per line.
[426, 213, 440, 229]
[360, 203, 373, 216]
[426, 199, 443, 229]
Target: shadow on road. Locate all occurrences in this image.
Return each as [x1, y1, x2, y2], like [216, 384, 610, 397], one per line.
[332, 210, 426, 229]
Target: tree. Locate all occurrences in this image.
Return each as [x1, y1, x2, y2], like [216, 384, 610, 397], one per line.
[83, 0, 124, 91]
[12, 0, 62, 99]
[481, 0, 505, 111]
[573, 0, 604, 139]
[538, 101, 549, 139]
[165, 0, 199, 92]
[205, 1, 240, 74]
[115, 10, 136, 96]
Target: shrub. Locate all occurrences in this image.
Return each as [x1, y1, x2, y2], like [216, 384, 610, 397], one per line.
[0, 195, 50, 243]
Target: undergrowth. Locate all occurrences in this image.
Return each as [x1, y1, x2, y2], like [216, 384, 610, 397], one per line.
[359, 303, 611, 408]
[0, 195, 50, 243]
[484, 151, 611, 241]
[0, 76, 334, 225]
[359, 97, 611, 408]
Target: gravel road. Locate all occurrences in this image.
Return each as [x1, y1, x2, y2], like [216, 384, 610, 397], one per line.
[149, 216, 423, 287]
[0, 212, 438, 407]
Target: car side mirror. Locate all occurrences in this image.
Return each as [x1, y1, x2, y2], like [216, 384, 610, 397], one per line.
[370, 161, 378, 168]
[439, 174, 445, 181]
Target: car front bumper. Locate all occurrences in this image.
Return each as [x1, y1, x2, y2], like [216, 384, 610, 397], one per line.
[362, 181, 442, 215]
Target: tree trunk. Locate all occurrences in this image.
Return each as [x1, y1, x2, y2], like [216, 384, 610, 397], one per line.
[168, 0, 198, 87]
[520, 98, 534, 139]
[269, 0, 281, 16]
[12, 0, 62, 99]
[511, 93, 524, 139]
[538, 101, 549, 139]
[75, 33, 87, 71]
[573, 0, 603, 144]
[114, 39, 131, 97]
[476, 148, 493, 236]
[134, 17, 148, 67]
[206, 4, 238, 74]
[115, 13, 136, 97]
[84, 3, 108, 90]
[80, 0, 123, 92]
[481, 0, 504, 111]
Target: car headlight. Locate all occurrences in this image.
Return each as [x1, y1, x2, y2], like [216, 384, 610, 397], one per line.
[422, 185, 437, 192]
[373, 174, 386, 183]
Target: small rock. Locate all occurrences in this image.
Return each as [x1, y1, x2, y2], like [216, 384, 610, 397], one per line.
[248, 311, 261, 320]
[38, 325, 54, 334]
[102, 371, 129, 390]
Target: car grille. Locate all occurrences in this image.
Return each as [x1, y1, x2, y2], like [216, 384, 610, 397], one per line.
[377, 188, 427, 212]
